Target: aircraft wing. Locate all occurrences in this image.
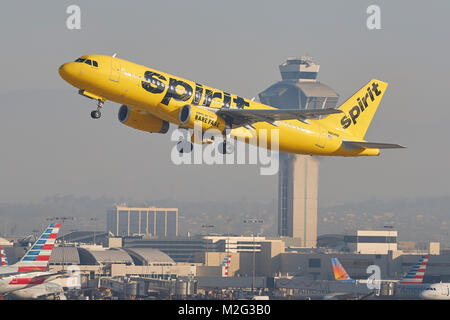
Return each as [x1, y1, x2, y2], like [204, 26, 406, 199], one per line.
[0, 270, 60, 280]
[216, 108, 343, 128]
[0, 271, 23, 279]
[342, 141, 406, 149]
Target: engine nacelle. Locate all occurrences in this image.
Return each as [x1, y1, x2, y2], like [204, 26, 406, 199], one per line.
[179, 105, 226, 132]
[118, 105, 169, 134]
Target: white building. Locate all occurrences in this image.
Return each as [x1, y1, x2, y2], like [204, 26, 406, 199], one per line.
[345, 230, 398, 254]
[0, 237, 12, 246]
[204, 236, 265, 253]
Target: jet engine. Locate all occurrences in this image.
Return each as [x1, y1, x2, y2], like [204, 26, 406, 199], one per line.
[118, 105, 169, 134]
[179, 104, 226, 132]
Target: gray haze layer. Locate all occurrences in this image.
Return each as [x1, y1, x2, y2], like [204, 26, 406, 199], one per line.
[0, 1, 449, 234]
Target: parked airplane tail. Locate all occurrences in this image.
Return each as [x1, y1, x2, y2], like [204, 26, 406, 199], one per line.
[0, 247, 8, 266]
[320, 79, 388, 140]
[220, 255, 232, 267]
[15, 223, 62, 271]
[400, 255, 429, 285]
[221, 255, 232, 276]
[331, 258, 355, 283]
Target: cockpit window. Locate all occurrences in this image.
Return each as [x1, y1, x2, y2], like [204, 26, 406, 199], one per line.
[74, 58, 98, 67]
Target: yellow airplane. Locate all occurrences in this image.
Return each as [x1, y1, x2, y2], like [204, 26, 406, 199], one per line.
[58, 54, 404, 156]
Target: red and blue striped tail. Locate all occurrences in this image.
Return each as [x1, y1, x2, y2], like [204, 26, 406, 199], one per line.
[0, 247, 8, 266]
[221, 255, 232, 276]
[16, 222, 62, 271]
[400, 255, 429, 285]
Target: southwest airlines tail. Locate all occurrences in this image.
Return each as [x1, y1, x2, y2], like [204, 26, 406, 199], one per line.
[331, 258, 355, 283]
[399, 255, 429, 285]
[0, 247, 8, 266]
[15, 223, 62, 272]
[321, 79, 388, 140]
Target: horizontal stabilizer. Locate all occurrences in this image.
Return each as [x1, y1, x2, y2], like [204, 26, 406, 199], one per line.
[342, 140, 406, 150]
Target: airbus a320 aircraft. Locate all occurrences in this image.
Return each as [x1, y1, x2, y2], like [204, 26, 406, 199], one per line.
[0, 245, 66, 299]
[59, 55, 404, 155]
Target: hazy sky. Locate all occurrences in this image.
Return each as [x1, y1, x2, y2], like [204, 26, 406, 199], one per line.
[0, 1, 449, 206]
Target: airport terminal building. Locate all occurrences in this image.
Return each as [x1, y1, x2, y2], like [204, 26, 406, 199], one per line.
[3, 227, 450, 299]
[106, 205, 178, 237]
[40, 229, 448, 282]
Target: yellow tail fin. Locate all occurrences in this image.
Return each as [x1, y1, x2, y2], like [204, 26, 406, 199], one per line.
[320, 79, 388, 140]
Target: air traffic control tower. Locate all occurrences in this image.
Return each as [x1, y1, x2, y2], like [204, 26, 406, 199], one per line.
[259, 57, 339, 247]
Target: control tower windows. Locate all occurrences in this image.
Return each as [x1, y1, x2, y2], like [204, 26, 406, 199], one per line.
[281, 71, 318, 80]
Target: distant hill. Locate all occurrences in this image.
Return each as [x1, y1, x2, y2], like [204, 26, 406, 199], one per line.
[1, 195, 449, 246]
[318, 196, 450, 246]
[0, 195, 277, 237]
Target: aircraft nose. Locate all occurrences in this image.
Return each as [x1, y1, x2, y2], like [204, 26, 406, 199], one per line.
[419, 291, 430, 299]
[58, 62, 77, 81]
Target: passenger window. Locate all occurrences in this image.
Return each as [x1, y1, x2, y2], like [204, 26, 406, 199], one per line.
[93, 61, 98, 67]
[84, 59, 92, 65]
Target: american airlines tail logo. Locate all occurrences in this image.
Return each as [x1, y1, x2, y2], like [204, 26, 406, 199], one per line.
[340, 82, 382, 129]
[0, 247, 7, 266]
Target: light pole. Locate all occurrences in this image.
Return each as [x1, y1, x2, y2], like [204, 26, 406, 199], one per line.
[201, 224, 215, 265]
[90, 217, 99, 245]
[383, 225, 394, 252]
[243, 218, 263, 295]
